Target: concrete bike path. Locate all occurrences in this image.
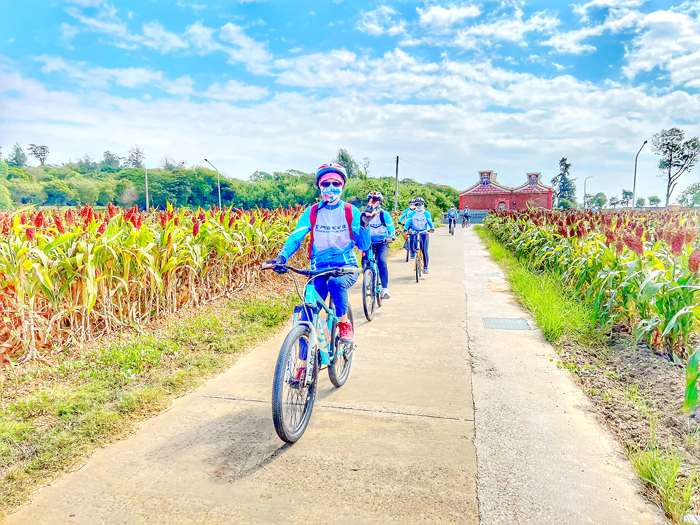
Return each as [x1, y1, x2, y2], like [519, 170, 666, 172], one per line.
[462, 227, 663, 524]
[6, 232, 477, 523]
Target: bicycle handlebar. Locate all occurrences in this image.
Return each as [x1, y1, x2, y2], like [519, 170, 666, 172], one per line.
[262, 264, 363, 277]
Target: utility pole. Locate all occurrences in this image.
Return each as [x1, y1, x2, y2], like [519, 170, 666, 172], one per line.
[394, 155, 399, 211]
[633, 140, 647, 208]
[145, 167, 149, 210]
[204, 158, 223, 209]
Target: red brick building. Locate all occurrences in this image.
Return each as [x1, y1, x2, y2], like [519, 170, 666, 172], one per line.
[458, 171, 552, 211]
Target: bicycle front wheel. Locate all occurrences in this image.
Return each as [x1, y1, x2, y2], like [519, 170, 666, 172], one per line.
[272, 324, 317, 443]
[362, 268, 376, 321]
[329, 306, 353, 387]
[415, 250, 421, 282]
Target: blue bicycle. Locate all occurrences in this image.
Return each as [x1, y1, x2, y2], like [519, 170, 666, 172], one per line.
[264, 264, 361, 443]
[361, 244, 384, 321]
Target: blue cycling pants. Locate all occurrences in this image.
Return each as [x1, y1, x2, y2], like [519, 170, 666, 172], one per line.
[364, 242, 390, 288]
[411, 232, 429, 268]
[313, 271, 358, 318]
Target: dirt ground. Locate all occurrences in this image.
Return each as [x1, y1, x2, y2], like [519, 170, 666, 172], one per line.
[557, 329, 700, 506]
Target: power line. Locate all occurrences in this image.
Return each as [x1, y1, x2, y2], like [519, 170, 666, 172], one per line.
[398, 157, 465, 186]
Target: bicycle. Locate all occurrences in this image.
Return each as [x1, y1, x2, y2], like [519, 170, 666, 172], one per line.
[361, 244, 385, 321]
[263, 264, 361, 443]
[462, 215, 471, 228]
[448, 218, 456, 235]
[407, 229, 425, 282]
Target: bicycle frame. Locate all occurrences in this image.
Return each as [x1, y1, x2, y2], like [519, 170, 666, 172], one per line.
[363, 245, 382, 294]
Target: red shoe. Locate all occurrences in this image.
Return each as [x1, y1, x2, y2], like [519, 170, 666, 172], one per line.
[338, 321, 354, 343]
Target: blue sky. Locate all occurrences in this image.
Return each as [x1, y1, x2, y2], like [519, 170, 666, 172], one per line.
[1, 0, 699, 202]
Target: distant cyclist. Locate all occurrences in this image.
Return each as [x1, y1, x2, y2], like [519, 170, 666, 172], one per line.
[462, 206, 471, 227]
[265, 163, 372, 343]
[404, 197, 434, 273]
[400, 198, 417, 258]
[364, 191, 395, 299]
[447, 205, 457, 232]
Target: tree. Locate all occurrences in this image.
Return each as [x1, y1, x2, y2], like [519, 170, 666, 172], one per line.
[101, 151, 122, 169]
[609, 196, 620, 208]
[636, 197, 646, 208]
[361, 157, 371, 179]
[6, 143, 27, 167]
[678, 183, 700, 207]
[28, 144, 50, 165]
[125, 145, 145, 168]
[583, 193, 593, 208]
[160, 154, 186, 170]
[550, 157, 576, 208]
[77, 154, 97, 173]
[651, 128, 700, 206]
[621, 189, 633, 207]
[593, 192, 608, 208]
[648, 195, 661, 207]
[333, 148, 361, 179]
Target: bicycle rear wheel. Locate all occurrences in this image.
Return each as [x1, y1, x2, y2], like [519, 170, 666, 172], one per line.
[272, 324, 317, 443]
[329, 307, 353, 387]
[362, 268, 376, 321]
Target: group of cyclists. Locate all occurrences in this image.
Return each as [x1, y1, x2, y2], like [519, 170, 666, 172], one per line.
[264, 162, 467, 344]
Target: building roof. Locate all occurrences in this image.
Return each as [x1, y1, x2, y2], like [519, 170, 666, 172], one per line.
[459, 171, 551, 196]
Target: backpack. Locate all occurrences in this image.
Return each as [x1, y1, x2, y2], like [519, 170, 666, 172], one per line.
[308, 201, 355, 257]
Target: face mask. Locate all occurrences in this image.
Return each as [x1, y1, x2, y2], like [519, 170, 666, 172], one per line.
[320, 185, 342, 202]
[409, 204, 415, 210]
[415, 205, 425, 213]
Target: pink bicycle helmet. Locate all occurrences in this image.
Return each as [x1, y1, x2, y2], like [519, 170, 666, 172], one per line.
[316, 163, 347, 184]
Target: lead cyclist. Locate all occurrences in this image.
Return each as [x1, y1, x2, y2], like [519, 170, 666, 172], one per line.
[265, 163, 372, 344]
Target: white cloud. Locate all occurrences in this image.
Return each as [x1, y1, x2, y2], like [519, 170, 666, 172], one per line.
[203, 80, 268, 100]
[220, 23, 272, 73]
[356, 6, 406, 36]
[60, 23, 80, 41]
[65, 0, 106, 7]
[36, 55, 193, 95]
[454, 8, 559, 49]
[417, 4, 481, 30]
[176, 0, 206, 11]
[573, 0, 646, 21]
[141, 21, 189, 52]
[623, 8, 700, 88]
[543, 6, 641, 54]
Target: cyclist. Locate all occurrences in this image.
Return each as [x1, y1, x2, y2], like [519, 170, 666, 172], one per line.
[399, 198, 416, 258]
[404, 197, 434, 273]
[364, 191, 395, 299]
[265, 163, 372, 343]
[462, 205, 471, 227]
[447, 205, 457, 232]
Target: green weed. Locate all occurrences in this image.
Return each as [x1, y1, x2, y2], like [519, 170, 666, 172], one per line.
[630, 444, 698, 523]
[0, 294, 295, 516]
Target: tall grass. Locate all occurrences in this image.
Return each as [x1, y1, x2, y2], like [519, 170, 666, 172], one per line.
[476, 226, 604, 347]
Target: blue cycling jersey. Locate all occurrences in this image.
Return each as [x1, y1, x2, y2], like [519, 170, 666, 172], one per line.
[280, 200, 371, 271]
[404, 209, 435, 232]
[399, 207, 413, 223]
[447, 209, 457, 218]
[369, 209, 396, 244]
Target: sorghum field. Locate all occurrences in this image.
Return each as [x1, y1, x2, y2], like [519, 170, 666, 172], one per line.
[484, 209, 700, 409]
[0, 203, 303, 363]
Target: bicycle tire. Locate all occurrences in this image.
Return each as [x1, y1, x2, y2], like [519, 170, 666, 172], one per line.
[272, 324, 317, 443]
[405, 244, 410, 262]
[362, 268, 375, 321]
[329, 306, 353, 387]
[376, 266, 384, 308]
[415, 249, 421, 282]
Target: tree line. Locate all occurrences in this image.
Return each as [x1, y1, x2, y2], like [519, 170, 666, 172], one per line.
[0, 146, 458, 215]
[551, 127, 699, 209]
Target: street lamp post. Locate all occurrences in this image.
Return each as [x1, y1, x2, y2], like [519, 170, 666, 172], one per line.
[204, 158, 223, 209]
[633, 140, 648, 208]
[583, 176, 595, 209]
